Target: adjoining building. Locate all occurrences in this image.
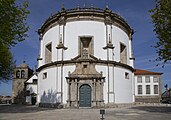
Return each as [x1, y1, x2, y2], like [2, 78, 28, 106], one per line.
[25, 73, 38, 105]
[134, 69, 162, 103]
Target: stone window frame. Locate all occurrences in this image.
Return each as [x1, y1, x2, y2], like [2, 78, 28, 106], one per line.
[120, 42, 127, 64]
[153, 76, 158, 83]
[43, 72, 47, 79]
[137, 76, 142, 83]
[146, 85, 151, 94]
[138, 85, 142, 94]
[125, 72, 129, 79]
[154, 85, 159, 94]
[78, 36, 94, 58]
[145, 76, 150, 83]
[45, 42, 52, 64]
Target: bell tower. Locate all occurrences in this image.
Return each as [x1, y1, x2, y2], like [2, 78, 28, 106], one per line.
[12, 61, 33, 104]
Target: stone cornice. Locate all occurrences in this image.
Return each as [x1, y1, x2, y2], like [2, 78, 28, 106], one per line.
[37, 59, 135, 72]
[38, 7, 133, 37]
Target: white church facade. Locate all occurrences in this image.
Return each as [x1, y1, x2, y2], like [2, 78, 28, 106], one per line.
[12, 7, 162, 108]
[36, 7, 135, 108]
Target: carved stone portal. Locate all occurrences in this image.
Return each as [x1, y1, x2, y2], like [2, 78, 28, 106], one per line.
[66, 36, 105, 108]
[66, 61, 105, 108]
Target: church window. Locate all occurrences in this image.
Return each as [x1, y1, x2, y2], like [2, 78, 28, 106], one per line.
[137, 76, 142, 83]
[45, 43, 52, 64]
[16, 70, 20, 78]
[21, 70, 25, 78]
[26, 90, 30, 96]
[125, 72, 129, 79]
[43, 72, 47, 79]
[145, 76, 150, 83]
[79, 36, 93, 59]
[33, 79, 38, 84]
[146, 85, 150, 94]
[154, 85, 159, 94]
[138, 85, 142, 94]
[120, 43, 127, 64]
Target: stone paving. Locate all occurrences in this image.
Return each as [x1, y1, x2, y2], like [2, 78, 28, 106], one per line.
[0, 104, 171, 120]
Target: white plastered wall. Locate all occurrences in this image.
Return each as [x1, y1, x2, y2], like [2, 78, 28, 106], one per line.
[135, 75, 160, 96]
[96, 65, 134, 104]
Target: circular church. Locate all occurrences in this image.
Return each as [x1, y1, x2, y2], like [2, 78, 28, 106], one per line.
[37, 6, 135, 108]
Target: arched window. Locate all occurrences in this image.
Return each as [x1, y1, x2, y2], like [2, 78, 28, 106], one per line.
[21, 70, 25, 78]
[16, 70, 20, 78]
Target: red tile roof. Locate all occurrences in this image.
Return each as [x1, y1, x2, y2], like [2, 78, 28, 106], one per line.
[134, 69, 163, 75]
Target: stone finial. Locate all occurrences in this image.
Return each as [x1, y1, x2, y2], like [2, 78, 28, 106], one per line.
[39, 33, 43, 40]
[77, 4, 80, 9]
[61, 4, 65, 11]
[83, 3, 86, 8]
[106, 3, 109, 10]
[91, 4, 93, 8]
[34, 65, 37, 73]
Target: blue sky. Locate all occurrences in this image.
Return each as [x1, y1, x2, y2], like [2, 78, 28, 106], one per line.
[0, 0, 171, 95]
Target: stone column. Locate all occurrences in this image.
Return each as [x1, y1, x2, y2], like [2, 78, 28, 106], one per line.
[92, 79, 96, 107]
[67, 79, 70, 107]
[75, 79, 78, 108]
[100, 79, 105, 107]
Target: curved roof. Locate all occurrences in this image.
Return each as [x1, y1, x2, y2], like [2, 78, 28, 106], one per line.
[38, 7, 134, 36]
[135, 69, 163, 75]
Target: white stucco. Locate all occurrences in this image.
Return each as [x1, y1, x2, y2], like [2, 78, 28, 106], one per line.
[37, 9, 135, 106]
[25, 74, 38, 104]
[134, 75, 160, 96]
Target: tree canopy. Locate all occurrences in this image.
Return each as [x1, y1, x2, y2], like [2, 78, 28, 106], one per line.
[0, 0, 29, 47]
[0, 0, 29, 82]
[0, 43, 14, 83]
[150, 0, 171, 66]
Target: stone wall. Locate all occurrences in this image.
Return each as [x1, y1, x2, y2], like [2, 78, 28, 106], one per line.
[135, 96, 161, 103]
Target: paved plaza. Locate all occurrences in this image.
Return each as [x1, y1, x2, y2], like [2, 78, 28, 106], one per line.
[0, 104, 171, 120]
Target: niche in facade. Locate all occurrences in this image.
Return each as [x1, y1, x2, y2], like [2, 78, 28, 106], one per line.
[79, 37, 93, 59]
[120, 43, 127, 64]
[45, 43, 52, 64]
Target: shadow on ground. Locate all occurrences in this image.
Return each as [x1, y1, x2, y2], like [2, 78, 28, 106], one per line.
[130, 106, 171, 113]
[0, 104, 56, 113]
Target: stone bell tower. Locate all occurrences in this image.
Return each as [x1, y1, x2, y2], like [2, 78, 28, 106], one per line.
[12, 61, 33, 104]
[66, 36, 105, 108]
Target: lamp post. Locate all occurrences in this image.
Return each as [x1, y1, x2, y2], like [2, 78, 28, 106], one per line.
[100, 109, 105, 120]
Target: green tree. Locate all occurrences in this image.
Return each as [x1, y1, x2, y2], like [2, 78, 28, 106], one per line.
[0, 43, 15, 83]
[0, 0, 29, 82]
[150, 0, 171, 66]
